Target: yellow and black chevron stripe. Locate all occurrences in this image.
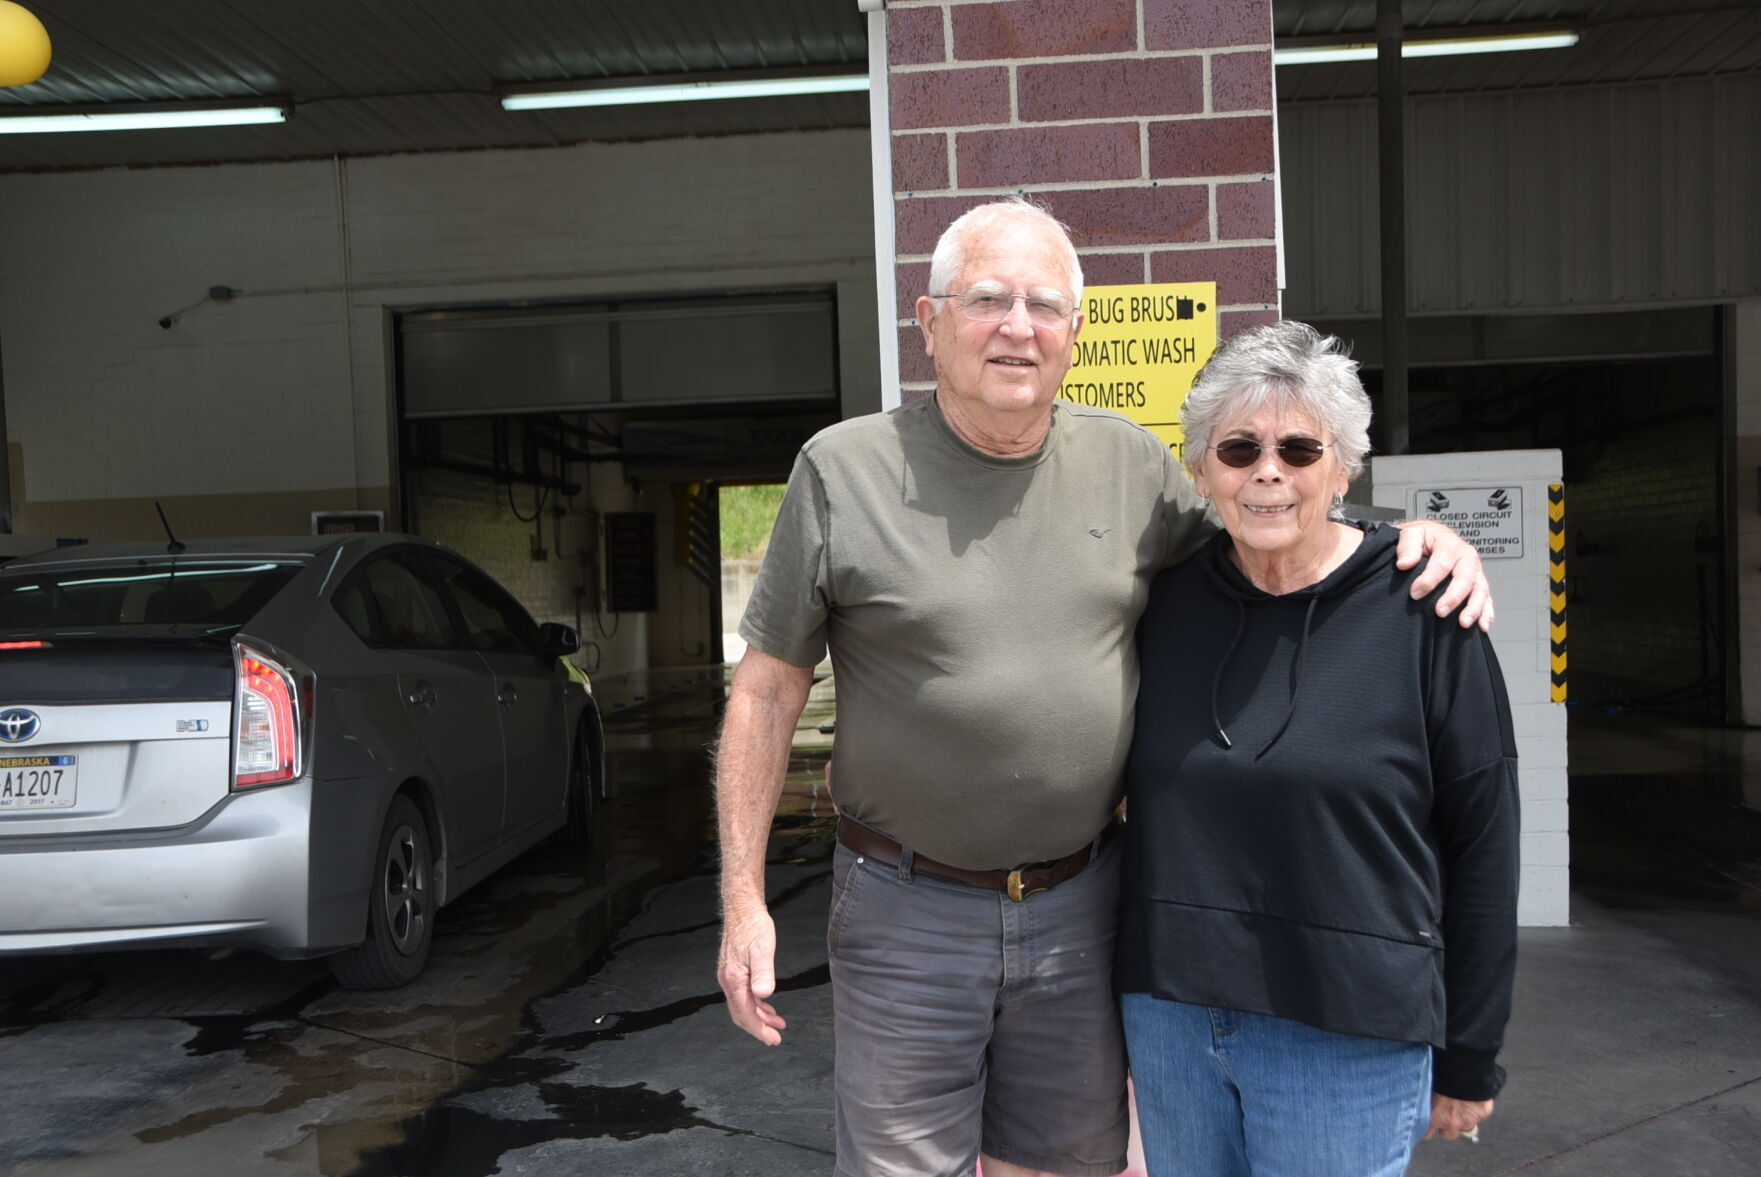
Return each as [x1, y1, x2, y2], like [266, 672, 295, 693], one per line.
[1549, 483, 1566, 702]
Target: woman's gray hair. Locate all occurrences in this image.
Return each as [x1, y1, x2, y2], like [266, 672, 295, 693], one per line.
[1181, 320, 1372, 481]
[927, 196, 1085, 310]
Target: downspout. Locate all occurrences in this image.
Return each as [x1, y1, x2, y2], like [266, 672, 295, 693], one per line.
[861, 0, 900, 411]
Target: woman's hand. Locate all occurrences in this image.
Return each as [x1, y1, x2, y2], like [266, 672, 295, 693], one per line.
[1426, 1093, 1495, 1141]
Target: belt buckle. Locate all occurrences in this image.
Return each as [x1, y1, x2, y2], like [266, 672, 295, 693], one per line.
[1006, 868, 1046, 903]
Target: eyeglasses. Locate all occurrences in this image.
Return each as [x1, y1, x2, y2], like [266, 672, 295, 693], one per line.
[929, 284, 1076, 328]
[1211, 437, 1328, 469]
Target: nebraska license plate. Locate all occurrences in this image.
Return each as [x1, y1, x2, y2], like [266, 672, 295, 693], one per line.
[0, 754, 77, 810]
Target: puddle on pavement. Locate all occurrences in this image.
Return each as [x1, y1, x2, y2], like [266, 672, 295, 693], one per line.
[347, 1082, 719, 1177]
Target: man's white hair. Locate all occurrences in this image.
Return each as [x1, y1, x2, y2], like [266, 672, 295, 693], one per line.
[926, 196, 1085, 310]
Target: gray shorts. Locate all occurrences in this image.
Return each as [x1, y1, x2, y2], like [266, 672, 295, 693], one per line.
[827, 830, 1128, 1177]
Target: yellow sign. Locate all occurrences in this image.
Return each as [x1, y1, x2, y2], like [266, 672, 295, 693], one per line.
[1060, 282, 1218, 460]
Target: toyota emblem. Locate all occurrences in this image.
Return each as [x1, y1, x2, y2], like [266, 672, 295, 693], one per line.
[0, 708, 41, 743]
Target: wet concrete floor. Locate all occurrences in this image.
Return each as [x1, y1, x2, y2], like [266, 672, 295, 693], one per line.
[0, 673, 841, 1177]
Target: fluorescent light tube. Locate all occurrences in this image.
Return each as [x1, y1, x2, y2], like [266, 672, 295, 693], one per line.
[1276, 30, 1579, 66]
[0, 105, 288, 134]
[502, 74, 868, 111]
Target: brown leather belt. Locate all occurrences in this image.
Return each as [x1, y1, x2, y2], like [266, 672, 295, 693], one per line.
[835, 815, 1107, 902]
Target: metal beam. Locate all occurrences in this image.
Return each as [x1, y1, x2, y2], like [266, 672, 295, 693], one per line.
[0, 331, 10, 533]
[1378, 0, 1409, 455]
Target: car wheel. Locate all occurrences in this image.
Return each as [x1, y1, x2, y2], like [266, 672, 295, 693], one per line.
[562, 725, 594, 850]
[329, 794, 434, 989]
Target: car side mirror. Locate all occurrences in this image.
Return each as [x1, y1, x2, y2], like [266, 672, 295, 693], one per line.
[540, 622, 581, 658]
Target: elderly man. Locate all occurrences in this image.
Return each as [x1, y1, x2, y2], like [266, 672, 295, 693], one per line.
[716, 198, 1490, 1177]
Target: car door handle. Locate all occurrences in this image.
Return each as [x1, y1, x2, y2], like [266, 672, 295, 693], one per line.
[407, 682, 438, 708]
[498, 683, 518, 709]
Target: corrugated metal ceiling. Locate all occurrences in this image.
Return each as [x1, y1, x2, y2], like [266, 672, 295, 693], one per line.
[0, 0, 1754, 172]
[0, 0, 869, 170]
[1277, 0, 1761, 101]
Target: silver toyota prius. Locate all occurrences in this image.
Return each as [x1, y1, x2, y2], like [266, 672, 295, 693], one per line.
[0, 533, 603, 988]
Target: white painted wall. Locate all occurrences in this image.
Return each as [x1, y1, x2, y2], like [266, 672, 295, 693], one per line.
[0, 163, 355, 502]
[0, 130, 879, 509]
[1373, 450, 1571, 927]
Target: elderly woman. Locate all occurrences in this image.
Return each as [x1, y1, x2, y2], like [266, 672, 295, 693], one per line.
[1116, 321, 1518, 1177]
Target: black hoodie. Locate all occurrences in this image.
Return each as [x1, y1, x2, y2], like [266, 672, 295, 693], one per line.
[1116, 521, 1519, 1101]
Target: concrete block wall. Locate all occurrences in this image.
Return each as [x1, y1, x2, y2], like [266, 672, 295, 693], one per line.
[412, 453, 660, 683]
[1372, 450, 1570, 926]
[0, 162, 358, 519]
[0, 130, 879, 541]
[883, 0, 1280, 398]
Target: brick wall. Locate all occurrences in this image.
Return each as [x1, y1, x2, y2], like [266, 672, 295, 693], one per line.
[883, 0, 1279, 398]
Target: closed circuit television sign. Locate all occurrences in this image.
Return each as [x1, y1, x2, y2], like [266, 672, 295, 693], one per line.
[1059, 282, 1218, 459]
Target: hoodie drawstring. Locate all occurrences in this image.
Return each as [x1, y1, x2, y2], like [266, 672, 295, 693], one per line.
[1210, 600, 1246, 749]
[1211, 594, 1320, 758]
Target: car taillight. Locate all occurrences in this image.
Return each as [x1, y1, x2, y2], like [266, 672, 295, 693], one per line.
[234, 643, 301, 789]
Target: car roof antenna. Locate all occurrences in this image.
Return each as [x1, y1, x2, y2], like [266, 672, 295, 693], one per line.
[155, 502, 186, 555]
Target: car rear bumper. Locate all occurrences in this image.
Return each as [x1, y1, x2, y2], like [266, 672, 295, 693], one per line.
[0, 781, 317, 954]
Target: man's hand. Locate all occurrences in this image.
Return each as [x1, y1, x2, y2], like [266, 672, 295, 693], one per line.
[1425, 1094, 1494, 1141]
[1395, 520, 1494, 631]
[718, 905, 787, 1045]
[714, 648, 813, 1047]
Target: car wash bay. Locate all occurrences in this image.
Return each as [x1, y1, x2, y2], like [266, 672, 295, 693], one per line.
[2, 2, 1761, 1173]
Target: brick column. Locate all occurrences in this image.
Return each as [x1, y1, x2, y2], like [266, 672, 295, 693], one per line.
[883, 0, 1280, 400]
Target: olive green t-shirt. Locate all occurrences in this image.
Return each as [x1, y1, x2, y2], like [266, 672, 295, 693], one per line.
[740, 395, 1215, 869]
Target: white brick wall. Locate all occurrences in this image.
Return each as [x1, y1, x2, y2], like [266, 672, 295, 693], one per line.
[414, 456, 659, 682]
[0, 130, 879, 507]
[1, 163, 353, 502]
[1373, 450, 1571, 926]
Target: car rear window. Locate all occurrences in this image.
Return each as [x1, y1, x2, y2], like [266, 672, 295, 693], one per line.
[0, 561, 303, 630]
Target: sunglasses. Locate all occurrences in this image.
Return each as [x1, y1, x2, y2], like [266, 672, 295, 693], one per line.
[1211, 437, 1328, 469]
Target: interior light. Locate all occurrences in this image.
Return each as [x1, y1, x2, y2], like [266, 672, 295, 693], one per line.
[0, 105, 288, 135]
[502, 74, 869, 112]
[1276, 29, 1579, 66]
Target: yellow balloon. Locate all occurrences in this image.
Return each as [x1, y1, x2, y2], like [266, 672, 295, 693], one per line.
[0, 1, 51, 88]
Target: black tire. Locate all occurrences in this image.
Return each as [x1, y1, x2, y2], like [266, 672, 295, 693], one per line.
[329, 795, 434, 989]
[562, 724, 594, 850]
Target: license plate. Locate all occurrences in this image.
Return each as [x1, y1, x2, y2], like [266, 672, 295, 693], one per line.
[0, 754, 77, 811]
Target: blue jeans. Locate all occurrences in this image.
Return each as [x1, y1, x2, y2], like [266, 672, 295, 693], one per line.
[1121, 994, 1432, 1177]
